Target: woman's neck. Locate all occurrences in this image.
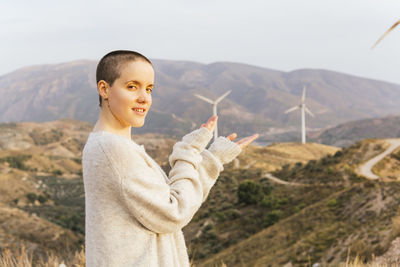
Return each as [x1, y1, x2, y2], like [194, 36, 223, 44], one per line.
[92, 107, 132, 139]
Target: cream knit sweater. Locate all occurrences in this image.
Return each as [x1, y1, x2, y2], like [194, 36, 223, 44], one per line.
[82, 126, 242, 267]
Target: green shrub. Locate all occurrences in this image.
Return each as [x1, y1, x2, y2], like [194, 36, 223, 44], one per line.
[52, 169, 63, 176]
[392, 151, 400, 161]
[334, 150, 343, 158]
[226, 209, 241, 219]
[260, 195, 279, 209]
[26, 192, 37, 203]
[215, 211, 226, 222]
[295, 162, 303, 168]
[0, 154, 32, 170]
[327, 199, 337, 207]
[278, 198, 288, 205]
[263, 210, 282, 227]
[237, 180, 262, 205]
[72, 158, 82, 164]
[326, 167, 334, 174]
[38, 194, 47, 203]
[294, 203, 306, 213]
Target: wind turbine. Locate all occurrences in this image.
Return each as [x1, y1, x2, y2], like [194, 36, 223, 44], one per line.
[194, 90, 231, 141]
[285, 86, 315, 144]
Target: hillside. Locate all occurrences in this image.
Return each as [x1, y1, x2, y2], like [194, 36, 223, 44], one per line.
[196, 139, 400, 266]
[1, 119, 400, 266]
[311, 115, 400, 147]
[1, 60, 400, 142]
[0, 119, 339, 264]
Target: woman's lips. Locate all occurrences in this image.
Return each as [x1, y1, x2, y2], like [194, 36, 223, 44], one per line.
[132, 108, 146, 116]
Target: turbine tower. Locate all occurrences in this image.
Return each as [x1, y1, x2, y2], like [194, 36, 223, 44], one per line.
[194, 90, 231, 141]
[284, 86, 315, 144]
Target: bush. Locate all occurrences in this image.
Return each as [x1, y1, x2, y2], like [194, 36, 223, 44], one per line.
[38, 194, 47, 203]
[263, 210, 282, 227]
[278, 198, 288, 205]
[294, 203, 306, 213]
[237, 180, 262, 205]
[26, 192, 37, 203]
[295, 162, 303, 168]
[215, 211, 226, 222]
[326, 167, 334, 174]
[392, 151, 400, 161]
[334, 150, 343, 158]
[260, 195, 279, 209]
[52, 169, 63, 176]
[226, 209, 241, 219]
[0, 154, 32, 170]
[72, 158, 82, 164]
[327, 199, 337, 207]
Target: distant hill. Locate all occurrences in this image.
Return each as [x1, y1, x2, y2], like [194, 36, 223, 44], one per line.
[311, 115, 400, 147]
[1, 59, 400, 141]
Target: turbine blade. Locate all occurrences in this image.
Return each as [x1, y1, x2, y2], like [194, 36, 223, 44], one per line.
[305, 106, 315, 117]
[285, 106, 299, 114]
[194, 94, 214, 104]
[215, 90, 232, 104]
[301, 86, 306, 102]
[372, 19, 400, 49]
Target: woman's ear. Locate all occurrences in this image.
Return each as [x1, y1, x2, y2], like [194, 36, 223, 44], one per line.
[98, 80, 109, 100]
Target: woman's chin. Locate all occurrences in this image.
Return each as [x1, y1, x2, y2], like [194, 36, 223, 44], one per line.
[130, 120, 145, 128]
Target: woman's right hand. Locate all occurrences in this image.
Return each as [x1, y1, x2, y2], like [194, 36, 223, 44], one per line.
[200, 115, 218, 132]
[226, 133, 259, 149]
[200, 115, 259, 149]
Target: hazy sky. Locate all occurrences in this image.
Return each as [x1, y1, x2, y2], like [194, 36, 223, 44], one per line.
[1, 0, 400, 84]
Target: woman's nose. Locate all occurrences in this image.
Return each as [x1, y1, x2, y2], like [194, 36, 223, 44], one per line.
[137, 89, 151, 103]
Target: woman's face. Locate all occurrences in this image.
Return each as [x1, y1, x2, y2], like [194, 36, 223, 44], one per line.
[106, 60, 154, 128]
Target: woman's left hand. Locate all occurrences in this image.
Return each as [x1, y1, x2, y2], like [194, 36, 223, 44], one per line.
[200, 115, 218, 132]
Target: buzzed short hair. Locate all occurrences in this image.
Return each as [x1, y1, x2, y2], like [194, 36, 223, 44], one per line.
[96, 50, 153, 107]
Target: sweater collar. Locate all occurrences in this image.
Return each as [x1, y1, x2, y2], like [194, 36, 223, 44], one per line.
[89, 130, 145, 151]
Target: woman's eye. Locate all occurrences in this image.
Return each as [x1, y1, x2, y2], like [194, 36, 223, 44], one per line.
[128, 85, 137, 89]
[147, 88, 153, 93]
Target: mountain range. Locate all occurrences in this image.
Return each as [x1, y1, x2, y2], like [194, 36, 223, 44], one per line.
[1, 59, 400, 142]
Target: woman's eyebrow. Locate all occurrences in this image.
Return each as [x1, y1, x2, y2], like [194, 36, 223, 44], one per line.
[125, 80, 154, 87]
[125, 80, 141, 85]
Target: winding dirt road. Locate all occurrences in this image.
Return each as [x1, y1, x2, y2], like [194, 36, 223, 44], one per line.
[263, 173, 311, 187]
[356, 138, 400, 180]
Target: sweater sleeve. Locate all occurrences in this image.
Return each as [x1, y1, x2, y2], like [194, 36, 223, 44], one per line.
[99, 127, 213, 234]
[197, 136, 242, 202]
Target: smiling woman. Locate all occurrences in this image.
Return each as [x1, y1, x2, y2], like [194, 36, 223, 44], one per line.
[93, 51, 154, 134]
[81, 50, 258, 267]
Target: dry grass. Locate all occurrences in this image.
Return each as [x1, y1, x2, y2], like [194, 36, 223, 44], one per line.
[236, 142, 339, 172]
[0, 244, 85, 267]
[341, 254, 400, 267]
[1, 241, 398, 267]
[0, 245, 228, 267]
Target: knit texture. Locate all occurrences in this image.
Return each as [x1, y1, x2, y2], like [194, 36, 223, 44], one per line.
[82, 127, 242, 267]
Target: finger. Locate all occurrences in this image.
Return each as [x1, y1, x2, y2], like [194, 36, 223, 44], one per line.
[237, 134, 259, 147]
[205, 116, 218, 130]
[206, 115, 218, 125]
[226, 133, 237, 141]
